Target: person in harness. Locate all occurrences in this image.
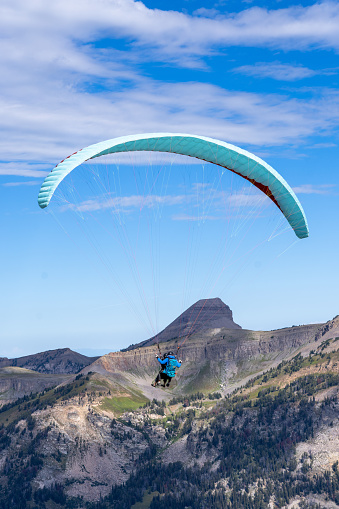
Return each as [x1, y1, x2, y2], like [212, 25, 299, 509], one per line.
[151, 351, 182, 387]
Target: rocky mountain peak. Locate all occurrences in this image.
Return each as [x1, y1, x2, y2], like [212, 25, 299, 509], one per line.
[127, 297, 241, 350]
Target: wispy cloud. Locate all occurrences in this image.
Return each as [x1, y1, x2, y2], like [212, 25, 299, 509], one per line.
[192, 8, 221, 19]
[228, 192, 268, 207]
[68, 193, 187, 212]
[63, 182, 270, 216]
[3, 181, 40, 187]
[233, 62, 317, 81]
[172, 214, 219, 221]
[293, 184, 336, 194]
[307, 142, 337, 149]
[0, 163, 49, 177]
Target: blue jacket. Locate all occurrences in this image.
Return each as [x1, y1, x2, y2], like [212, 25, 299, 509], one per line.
[157, 355, 181, 377]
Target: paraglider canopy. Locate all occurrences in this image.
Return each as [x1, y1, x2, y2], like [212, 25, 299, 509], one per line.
[38, 133, 309, 239]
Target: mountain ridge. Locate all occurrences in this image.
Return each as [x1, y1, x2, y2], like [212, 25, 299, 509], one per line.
[82, 316, 339, 400]
[0, 347, 98, 374]
[2, 305, 338, 407]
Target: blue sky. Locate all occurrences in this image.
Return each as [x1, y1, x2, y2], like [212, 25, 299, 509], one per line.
[1, 0, 339, 358]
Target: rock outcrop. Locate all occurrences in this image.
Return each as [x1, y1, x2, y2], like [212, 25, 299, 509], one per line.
[314, 315, 339, 343]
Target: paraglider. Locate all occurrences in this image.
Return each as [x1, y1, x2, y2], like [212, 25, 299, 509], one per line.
[152, 351, 182, 388]
[38, 133, 309, 239]
[38, 133, 309, 381]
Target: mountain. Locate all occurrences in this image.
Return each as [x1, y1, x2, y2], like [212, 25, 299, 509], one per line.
[1, 308, 339, 507]
[0, 348, 97, 404]
[125, 297, 241, 350]
[0, 347, 98, 374]
[1, 325, 339, 508]
[1, 310, 337, 406]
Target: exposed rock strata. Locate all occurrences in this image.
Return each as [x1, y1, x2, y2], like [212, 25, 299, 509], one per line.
[0, 367, 71, 404]
[83, 322, 326, 393]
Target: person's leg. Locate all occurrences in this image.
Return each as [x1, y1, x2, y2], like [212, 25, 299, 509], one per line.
[161, 374, 171, 387]
[151, 371, 162, 386]
[160, 372, 168, 386]
[166, 376, 172, 387]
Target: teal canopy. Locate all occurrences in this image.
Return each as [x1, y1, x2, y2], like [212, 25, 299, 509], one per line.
[38, 133, 309, 239]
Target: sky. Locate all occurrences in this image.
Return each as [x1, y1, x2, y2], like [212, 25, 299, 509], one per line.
[1, 0, 339, 358]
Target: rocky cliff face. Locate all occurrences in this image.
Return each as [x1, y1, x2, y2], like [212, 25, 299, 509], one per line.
[33, 402, 153, 501]
[84, 319, 327, 395]
[126, 297, 241, 350]
[0, 348, 98, 374]
[315, 314, 339, 342]
[0, 367, 71, 405]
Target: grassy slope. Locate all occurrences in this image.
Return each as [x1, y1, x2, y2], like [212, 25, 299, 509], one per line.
[0, 371, 150, 426]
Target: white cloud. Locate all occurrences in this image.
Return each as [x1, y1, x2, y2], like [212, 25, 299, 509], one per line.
[192, 8, 221, 19]
[307, 142, 337, 149]
[0, 163, 49, 177]
[1, 0, 339, 180]
[63, 183, 270, 216]
[3, 0, 339, 69]
[233, 62, 317, 81]
[2, 76, 339, 173]
[3, 181, 40, 187]
[293, 184, 336, 194]
[4, 0, 339, 58]
[172, 214, 219, 221]
[228, 192, 268, 207]
[68, 193, 187, 212]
